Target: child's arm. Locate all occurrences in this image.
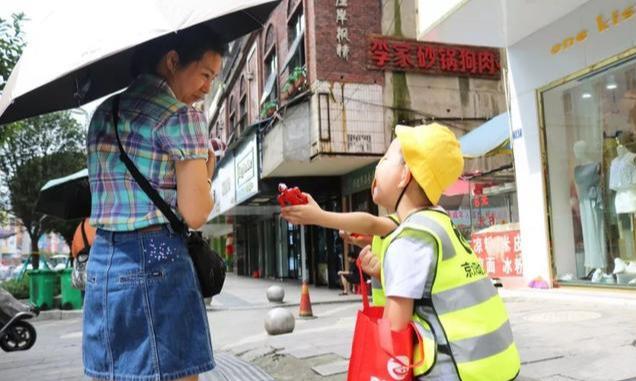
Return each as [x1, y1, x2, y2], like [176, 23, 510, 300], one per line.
[280, 193, 396, 237]
[384, 297, 414, 331]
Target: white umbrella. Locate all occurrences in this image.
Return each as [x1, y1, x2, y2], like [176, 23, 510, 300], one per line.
[0, 0, 280, 124]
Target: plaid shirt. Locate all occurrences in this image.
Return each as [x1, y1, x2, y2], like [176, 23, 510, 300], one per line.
[87, 74, 208, 231]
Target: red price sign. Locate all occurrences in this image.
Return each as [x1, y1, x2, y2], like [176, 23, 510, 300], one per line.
[471, 230, 523, 277]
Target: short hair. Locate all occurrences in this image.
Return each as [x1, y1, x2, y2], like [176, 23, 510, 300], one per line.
[131, 25, 228, 77]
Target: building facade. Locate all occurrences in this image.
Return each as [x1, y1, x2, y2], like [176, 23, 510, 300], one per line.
[420, 0, 636, 290]
[206, 0, 509, 287]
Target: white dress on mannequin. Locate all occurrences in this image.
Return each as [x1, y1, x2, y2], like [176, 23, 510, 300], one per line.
[573, 141, 607, 270]
[609, 145, 636, 213]
[609, 145, 636, 260]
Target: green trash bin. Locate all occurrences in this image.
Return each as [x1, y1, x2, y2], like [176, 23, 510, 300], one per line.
[28, 269, 58, 310]
[60, 268, 83, 310]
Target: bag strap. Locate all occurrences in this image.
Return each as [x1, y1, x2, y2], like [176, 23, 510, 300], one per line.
[111, 94, 187, 236]
[356, 258, 370, 311]
[80, 219, 90, 249]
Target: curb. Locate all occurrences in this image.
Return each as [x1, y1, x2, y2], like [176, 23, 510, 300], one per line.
[34, 309, 83, 321]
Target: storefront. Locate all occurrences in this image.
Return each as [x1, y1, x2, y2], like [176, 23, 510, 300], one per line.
[420, 0, 636, 288]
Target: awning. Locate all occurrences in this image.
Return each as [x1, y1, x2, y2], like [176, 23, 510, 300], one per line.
[443, 179, 470, 197]
[459, 112, 511, 158]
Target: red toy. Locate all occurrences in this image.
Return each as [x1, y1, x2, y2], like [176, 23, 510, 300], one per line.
[277, 183, 308, 207]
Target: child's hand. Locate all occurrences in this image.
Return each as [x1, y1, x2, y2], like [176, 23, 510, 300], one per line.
[339, 230, 373, 248]
[359, 245, 380, 278]
[280, 193, 323, 225]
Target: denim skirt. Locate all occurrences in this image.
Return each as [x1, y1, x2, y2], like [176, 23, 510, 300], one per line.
[83, 225, 215, 381]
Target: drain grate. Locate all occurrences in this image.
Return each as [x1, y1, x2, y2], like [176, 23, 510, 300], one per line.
[203, 352, 274, 381]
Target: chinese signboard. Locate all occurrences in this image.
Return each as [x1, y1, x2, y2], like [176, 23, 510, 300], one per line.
[235, 133, 259, 204]
[347, 133, 372, 153]
[471, 230, 523, 277]
[210, 152, 236, 219]
[335, 0, 350, 61]
[368, 35, 501, 80]
[315, 0, 382, 84]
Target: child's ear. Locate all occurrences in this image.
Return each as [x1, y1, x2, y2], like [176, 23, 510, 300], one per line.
[398, 165, 412, 188]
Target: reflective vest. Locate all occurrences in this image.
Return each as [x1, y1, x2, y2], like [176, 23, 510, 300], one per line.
[380, 209, 520, 380]
[370, 214, 400, 306]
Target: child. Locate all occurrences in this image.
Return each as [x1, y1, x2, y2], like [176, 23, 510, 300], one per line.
[282, 123, 521, 380]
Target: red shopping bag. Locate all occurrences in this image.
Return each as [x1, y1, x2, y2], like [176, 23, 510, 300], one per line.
[347, 260, 424, 381]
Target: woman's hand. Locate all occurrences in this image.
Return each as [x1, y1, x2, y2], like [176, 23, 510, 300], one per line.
[359, 245, 380, 278]
[339, 230, 373, 248]
[280, 193, 324, 225]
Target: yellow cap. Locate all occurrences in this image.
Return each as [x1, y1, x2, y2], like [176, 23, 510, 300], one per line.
[395, 123, 464, 205]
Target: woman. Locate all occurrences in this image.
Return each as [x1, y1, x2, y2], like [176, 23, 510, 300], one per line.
[84, 26, 225, 381]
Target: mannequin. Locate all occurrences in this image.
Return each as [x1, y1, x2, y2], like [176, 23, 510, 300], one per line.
[573, 140, 607, 274]
[609, 137, 636, 264]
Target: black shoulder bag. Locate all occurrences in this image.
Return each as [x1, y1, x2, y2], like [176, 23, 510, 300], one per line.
[111, 95, 225, 298]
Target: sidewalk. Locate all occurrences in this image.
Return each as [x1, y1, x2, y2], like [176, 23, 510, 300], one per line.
[212, 276, 636, 381]
[208, 273, 361, 311]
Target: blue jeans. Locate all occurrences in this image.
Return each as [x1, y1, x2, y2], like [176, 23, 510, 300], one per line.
[83, 226, 215, 381]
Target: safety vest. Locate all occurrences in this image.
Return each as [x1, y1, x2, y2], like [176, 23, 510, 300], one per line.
[370, 214, 400, 306]
[380, 209, 520, 380]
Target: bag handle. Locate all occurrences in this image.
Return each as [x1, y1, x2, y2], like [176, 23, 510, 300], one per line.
[378, 319, 426, 370]
[356, 257, 370, 311]
[111, 94, 187, 236]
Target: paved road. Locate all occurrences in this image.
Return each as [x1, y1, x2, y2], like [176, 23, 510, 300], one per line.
[3, 274, 636, 381]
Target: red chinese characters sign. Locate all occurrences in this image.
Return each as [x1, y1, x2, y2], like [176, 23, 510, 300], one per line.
[368, 35, 501, 80]
[471, 230, 523, 277]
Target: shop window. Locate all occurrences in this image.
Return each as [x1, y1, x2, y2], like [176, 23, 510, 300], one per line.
[283, 7, 306, 74]
[228, 96, 237, 139]
[440, 165, 521, 279]
[541, 56, 636, 287]
[211, 103, 225, 140]
[261, 26, 278, 109]
[239, 77, 247, 133]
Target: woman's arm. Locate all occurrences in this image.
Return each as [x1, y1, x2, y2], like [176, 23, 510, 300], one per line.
[281, 194, 396, 236]
[175, 151, 216, 229]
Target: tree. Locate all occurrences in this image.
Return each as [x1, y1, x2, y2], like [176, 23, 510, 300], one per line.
[0, 13, 26, 92]
[0, 113, 86, 267]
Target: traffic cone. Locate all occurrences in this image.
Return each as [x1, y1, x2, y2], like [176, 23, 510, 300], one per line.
[298, 282, 313, 318]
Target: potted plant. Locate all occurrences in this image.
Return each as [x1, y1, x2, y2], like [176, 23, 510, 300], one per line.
[260, 100, 278, 119]
[291, 66, 307, 92]
[281, 82, 294, 101]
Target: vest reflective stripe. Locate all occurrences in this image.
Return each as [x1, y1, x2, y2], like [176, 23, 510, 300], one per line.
[439, 295, 510, 342]
[432, 277, 498, 315]
[450, 320, 514, 363]
[403, 214, 456, 260]
[457, 343, 520, 381]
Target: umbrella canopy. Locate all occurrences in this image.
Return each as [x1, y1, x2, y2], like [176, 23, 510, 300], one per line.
[459, 112, 512, 158]
[0, 0, 280, 125]
[35, 169, 90, 220]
